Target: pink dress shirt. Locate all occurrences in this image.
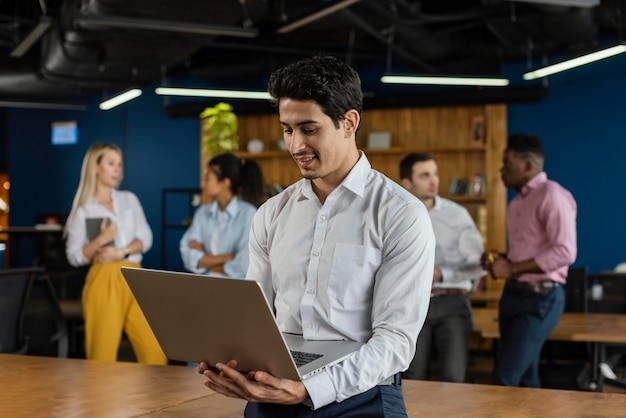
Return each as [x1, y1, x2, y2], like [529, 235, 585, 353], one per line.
[507, 172, 577, 284]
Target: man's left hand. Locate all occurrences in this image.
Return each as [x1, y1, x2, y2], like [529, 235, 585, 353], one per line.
[198, 360, 309, 405]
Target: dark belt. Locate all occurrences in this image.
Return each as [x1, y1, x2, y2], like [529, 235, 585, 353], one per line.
[379, 372, 402, 386]
[506, 279, 561, 295]
[430, 288, 469, 298]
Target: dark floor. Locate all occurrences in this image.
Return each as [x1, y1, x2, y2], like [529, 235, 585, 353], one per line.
[465, 350, 626, 394]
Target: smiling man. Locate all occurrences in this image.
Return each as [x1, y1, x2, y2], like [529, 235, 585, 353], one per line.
[197, 55, 435, 417]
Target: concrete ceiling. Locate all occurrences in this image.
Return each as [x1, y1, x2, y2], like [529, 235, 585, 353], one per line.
[0, 0, 624, 108]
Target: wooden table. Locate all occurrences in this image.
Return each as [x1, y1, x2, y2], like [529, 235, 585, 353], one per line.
[2, 354, 626, 417]
[473, 308, 626, 390]
[469, 289, 502, 306]
[0, 225, 63, 268]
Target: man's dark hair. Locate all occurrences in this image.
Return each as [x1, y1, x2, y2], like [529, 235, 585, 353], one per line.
[267, 55, 363, 131]
[507, 133, 545, 160]
[399, 153, 434, 180]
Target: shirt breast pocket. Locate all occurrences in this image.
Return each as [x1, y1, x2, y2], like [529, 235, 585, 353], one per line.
[328, 243, 381, 305]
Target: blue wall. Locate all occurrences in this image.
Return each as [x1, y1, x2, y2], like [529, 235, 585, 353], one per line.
[505, 54, 626, 273]
[5, 57, 626, 273]
[7, 88, 200, 271]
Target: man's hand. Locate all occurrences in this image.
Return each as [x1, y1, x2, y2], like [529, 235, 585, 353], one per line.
[197, 361, 308, 405]
[432, 268, 442, 284]
[481, 252, 512, 279]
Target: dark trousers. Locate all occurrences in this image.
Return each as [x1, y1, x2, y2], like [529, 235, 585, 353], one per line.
[244, 380, 406, 418]
[494, 282, 564, 387]
[403, 294, 472, 382]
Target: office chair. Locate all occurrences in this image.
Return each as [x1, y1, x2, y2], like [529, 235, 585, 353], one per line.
[21, 269, 69, 358]
[597, 265, 626, 388]
[0, 267, 69, 358]
[0, 268, 36, 354]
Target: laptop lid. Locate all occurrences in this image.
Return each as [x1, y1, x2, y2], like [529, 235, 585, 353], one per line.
[121, 267, 363, 380]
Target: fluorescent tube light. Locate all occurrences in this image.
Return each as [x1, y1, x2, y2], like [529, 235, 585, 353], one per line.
[381, 75, 510, 87]
[99, 89, 142, 110]
[10, 18, 52, 58]
[155, 87, 271, 100]
[523, 44, 626, 80]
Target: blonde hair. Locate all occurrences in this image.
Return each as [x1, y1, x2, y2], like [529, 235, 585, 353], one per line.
[64, 142, 122, 235]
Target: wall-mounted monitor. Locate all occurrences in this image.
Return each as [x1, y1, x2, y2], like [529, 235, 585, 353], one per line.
[51, 121, 78, 145]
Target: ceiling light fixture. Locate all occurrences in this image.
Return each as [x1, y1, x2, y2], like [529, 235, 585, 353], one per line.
[155, 87, 271, 100]
[522, 44, 626, 80]
[381, 75, 510, 87]
[10, 17, 52, 58]
[99, 89, 142, 110]
[277, 0, 362, 34]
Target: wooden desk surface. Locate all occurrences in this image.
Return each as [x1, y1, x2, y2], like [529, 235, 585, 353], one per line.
[3, 354, 626, 417]
[0, 354, 216, 417]
[473, 307, 626, 343]
[468, 290, 502, 305]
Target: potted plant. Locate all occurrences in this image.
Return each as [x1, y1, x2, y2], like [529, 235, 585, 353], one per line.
[200, 102, 239, 156]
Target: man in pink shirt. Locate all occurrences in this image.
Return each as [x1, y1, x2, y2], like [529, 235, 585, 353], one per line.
[481, 133, 577, 387]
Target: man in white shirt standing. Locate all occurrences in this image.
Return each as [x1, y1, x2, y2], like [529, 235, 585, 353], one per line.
[399, 153, 485, 383]
[197, 55, 435, 417]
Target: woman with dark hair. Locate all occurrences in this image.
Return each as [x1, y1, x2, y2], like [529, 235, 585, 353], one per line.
[180, 153, 264, 278]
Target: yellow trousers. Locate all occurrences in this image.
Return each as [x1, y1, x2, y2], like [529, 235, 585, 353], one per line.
[82, 261, 167, 364]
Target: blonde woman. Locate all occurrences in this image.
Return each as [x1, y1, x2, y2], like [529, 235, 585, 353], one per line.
[65, 142, 166, 364]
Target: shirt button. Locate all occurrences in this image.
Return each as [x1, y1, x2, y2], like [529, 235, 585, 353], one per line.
[312, 251, 320, 257]
[320, 214, 327, 220]
[306, 288, 315, 295]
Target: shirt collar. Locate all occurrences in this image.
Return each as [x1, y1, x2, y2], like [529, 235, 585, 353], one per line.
[520, 171, 547, 197]
[207, 196, 241, 218]
[339, 151, 370, 198]
[300, 151, 371, 201]
[431, 195, 442, 211]
[87, 189, 118, 206]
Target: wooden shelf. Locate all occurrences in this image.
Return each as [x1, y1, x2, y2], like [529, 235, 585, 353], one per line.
[222, 104, 508, 295]
[237, 145, 486, 160]
[447, 195, 487, 203]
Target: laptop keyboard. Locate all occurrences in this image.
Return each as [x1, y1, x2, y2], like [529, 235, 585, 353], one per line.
[290, 350, 323, 367]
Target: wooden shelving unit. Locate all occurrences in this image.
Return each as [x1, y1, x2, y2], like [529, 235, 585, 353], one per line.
[218, 104, 507, 293]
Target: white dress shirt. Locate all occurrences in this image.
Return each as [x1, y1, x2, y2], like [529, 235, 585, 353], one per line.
[179, 196, 257, 278]
[247, 153, 435, 409]
[430, 196, 486, 291]
[65, 189, 152, 267]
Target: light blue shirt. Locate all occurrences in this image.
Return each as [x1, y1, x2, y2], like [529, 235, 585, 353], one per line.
[180, 196, 257, 278]
[430, 196, 486, 291]
[247, 153, 435, 409]
[65, 189, 152, 267]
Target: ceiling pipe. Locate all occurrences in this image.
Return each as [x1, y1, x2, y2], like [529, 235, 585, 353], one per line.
[74, 15, 259, 38]
[277, 0, 363, 34]
[338, 8, 437, 73]
[10, 17, 52, 57]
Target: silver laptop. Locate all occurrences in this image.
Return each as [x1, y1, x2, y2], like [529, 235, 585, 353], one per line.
[121, 267, 364, 380]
